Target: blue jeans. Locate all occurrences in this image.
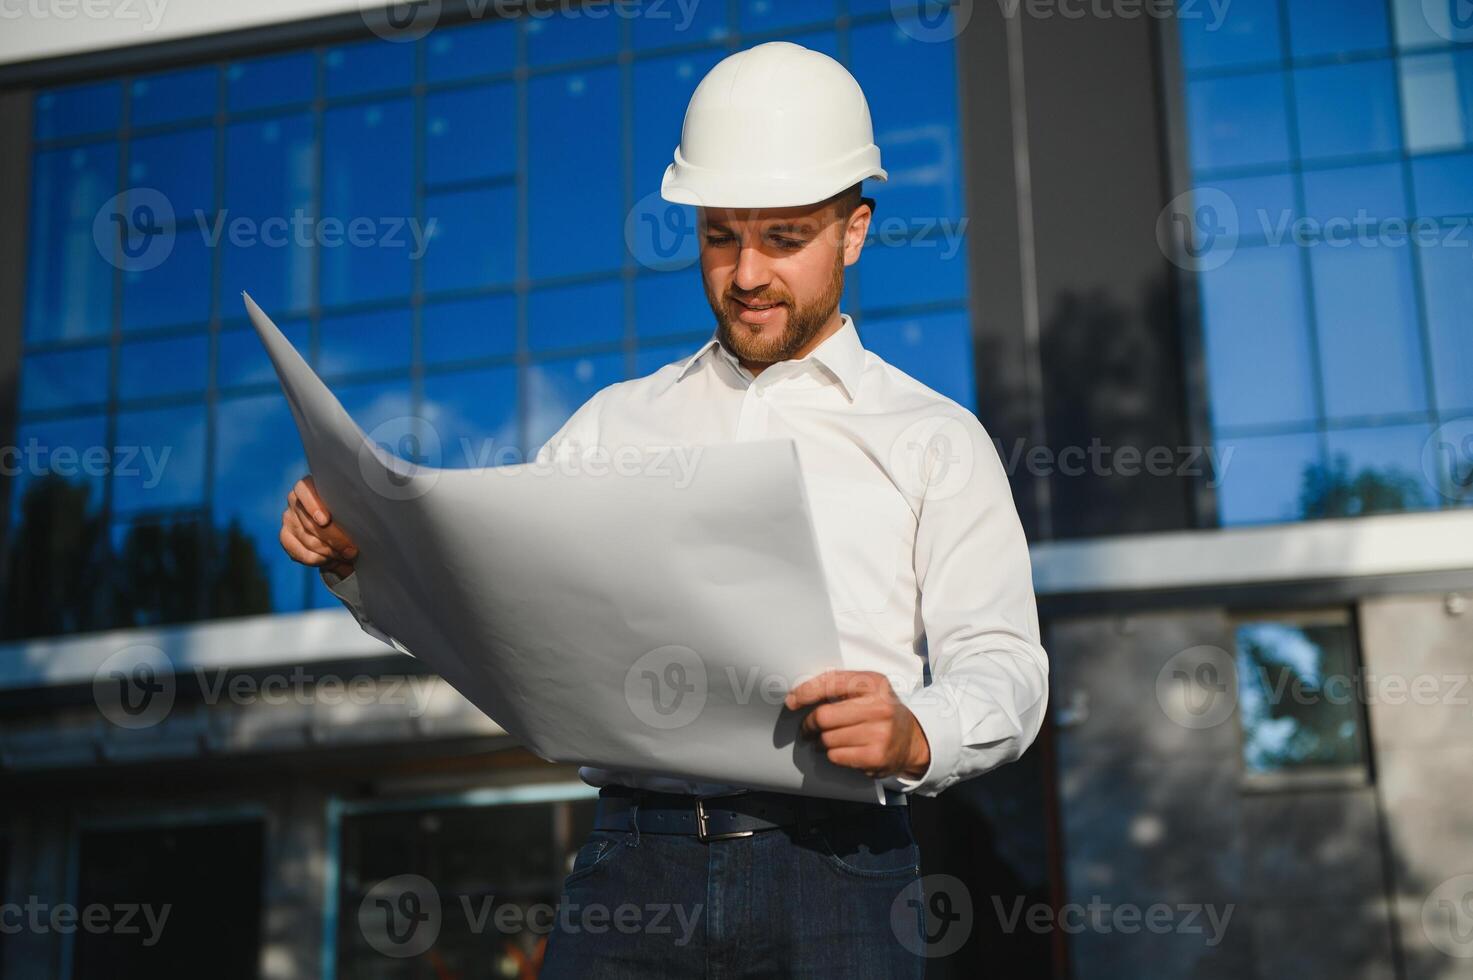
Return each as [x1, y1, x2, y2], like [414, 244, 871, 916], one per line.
[541, 802, 926, 978]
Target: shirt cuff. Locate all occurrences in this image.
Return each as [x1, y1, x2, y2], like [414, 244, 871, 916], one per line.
[890, 683, 963, 796]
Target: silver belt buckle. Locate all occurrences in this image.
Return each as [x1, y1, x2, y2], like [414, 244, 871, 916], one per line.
[695, 798, 756, 842]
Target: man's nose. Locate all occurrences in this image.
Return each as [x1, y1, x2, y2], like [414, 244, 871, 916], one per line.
[732, 244, 772, 294]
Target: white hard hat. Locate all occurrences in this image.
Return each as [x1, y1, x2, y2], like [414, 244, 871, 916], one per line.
[660, 41, 887, 209]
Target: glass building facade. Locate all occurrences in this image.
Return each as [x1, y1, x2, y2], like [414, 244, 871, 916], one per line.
[1178, 0, 1473, 525]
[9, 1, 972, 637]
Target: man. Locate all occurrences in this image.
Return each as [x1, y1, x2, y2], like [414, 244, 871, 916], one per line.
[281, 41, 1048, 977]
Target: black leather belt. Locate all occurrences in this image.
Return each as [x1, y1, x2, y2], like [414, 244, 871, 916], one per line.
[592, 786, 892, 843]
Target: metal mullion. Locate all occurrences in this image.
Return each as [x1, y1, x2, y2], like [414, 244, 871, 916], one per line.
[620, 13, 636, 379]
[1275, 6, 1331, 482]
[412, 36, 428, 460]
[515, 21, 532, 459]
[1383, 2, 1449, 509]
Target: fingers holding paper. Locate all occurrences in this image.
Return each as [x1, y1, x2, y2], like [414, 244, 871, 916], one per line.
[785, 670, 931, 781]
[281, 475, 359, 579]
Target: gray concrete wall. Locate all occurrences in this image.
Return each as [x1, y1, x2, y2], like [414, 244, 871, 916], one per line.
[1359, 592, 1473, 979]
[1048, 606, 1403, 979]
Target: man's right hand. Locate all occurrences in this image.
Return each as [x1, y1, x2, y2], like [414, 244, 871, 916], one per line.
[280, 475, 359, 579]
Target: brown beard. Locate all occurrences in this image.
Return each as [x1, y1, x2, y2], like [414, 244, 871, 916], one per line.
[706, 248, 846, 365]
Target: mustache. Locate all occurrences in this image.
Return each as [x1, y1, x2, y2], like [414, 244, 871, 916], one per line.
[726, 291, 791, 307]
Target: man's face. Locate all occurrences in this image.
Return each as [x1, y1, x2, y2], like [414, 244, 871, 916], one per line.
[698, 197, 870, 365]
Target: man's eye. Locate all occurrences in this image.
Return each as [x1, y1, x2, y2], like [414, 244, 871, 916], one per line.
[705, 234, 736, 246]
[770, 236, 804, 251]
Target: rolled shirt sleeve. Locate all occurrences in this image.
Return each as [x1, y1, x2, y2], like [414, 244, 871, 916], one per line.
[888, 412, 1050, 796]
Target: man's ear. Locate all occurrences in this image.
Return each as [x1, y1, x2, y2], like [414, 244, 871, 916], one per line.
[842, 199, 873, 266]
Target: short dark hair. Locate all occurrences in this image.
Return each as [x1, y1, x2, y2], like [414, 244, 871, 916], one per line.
[825, 182, 877, 218]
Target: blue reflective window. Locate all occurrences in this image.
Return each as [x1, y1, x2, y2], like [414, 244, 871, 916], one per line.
[1198, 246, 1315, 430]
[632, 0, 729, 49]
[858, 310, 975, 410]
[425, 83, 517, 186]
[214, 393, 309, 613]
[632, 51, 725, 199]
[1187, 72, 1292, 172]
[1410, 151, 1473, 216]
[1287, 0, 1390, 59]
[8, 416, 108, 529]
[26, 143, 118, 344]
[118, 334, 210, 403]
[1214, 432, 1323, 525]
[324, 38, 415, 98]
[528, 280, 624, 353]
[1294, 60, 1402, 162]
[1320, 424, 1434, 515]
[1418, 242, 1473, 412]
[426, 20, 517, 82]
[34, 80, 121, 140]
[739, 0, 836, 34]
[321, 99, 416, 305]
[1398, 50, 1473, 153]
[527, 353, 627, 451]
[529, 69, 623, 278]
[217, 319, 310, 390]
[1235, 617, 1366, 773]
[1176, 0, 1282, 71]
[19, 347, 110, 413]
[319, 308, 414, 379]
[1197, 173, 1298, 243]
[850, 19, 964, 222]
[525, 8, 622, 66]
[130, 67, 218, 127]
[423, 365, 520, 467]
[122, 228, 214, 332]
[1177, 0, 1465, 525]
[858, 235, 968, 312]
[423, 295, 519, 364]
[226, 51, 316, 112]
[221, 113, 317, 315]
[422, 184, 519, 293]
[1300, 163, 1406, 228]
[1393, 0, 1473, 48]
[1309, 245, 1426, 420]
[634, 271, 711, 338]
[112, 405, 207, 513]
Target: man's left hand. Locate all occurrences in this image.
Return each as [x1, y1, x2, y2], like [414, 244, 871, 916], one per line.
[785, 670, 931, 780]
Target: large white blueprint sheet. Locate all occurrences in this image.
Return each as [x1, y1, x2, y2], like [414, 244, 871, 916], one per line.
[242, 293, 882, 803]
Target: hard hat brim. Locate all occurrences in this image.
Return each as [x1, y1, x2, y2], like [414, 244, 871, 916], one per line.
[659, 149, 888, 210]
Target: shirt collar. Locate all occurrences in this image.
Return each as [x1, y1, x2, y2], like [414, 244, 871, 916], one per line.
[676, 314, 865, 402]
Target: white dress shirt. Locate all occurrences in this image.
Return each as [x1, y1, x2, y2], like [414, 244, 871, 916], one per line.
[328, 313, 1049, 797]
